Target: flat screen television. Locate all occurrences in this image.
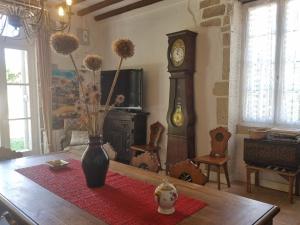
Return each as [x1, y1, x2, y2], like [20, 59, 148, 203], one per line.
[100, 69, 143, 110]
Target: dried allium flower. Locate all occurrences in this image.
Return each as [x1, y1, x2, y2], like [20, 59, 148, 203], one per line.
[50, 32, 79, 55]
[91, 92, 100, 103]
[75, 104, 83, 113]
[77, 75, 84, 82]
[83, 54, 102, 71]
[115, 95, 125, 105]
[112, 39, 134, 59]
[75, 100, 84, 113]
[86, 83, 98, 92]
[84, 97, 90, 104]
[92, 85, 98, 92]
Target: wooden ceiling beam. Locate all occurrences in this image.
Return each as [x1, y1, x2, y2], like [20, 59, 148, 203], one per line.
[94, 0, 163, 21]
[77, 0, 125, 16]
[73, 0, 88, 4]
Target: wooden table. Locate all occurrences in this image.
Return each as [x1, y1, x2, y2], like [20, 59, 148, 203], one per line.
[0, 152, 280, 225]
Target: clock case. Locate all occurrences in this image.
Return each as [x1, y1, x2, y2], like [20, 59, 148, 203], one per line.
[167, 30, 197, 73]
[166, 30, 197, 168]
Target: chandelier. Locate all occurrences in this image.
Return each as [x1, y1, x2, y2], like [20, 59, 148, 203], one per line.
[0, 0, 73, 40]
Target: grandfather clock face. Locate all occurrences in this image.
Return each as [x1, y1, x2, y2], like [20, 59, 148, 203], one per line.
[170, 39, 185, 67]
[166, 30, 197, 166]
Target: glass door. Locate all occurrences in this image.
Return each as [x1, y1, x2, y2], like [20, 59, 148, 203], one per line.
[0, 43, 39, 154]
[5, 48, 32, 151]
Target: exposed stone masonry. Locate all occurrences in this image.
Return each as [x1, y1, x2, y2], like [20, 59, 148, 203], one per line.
[199, 0, 233, 126]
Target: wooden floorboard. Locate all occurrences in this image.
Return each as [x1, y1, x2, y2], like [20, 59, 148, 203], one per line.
[206, 181, 300, 225]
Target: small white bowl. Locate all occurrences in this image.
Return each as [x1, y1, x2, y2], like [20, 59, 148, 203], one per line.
[46, 159, 69, 170]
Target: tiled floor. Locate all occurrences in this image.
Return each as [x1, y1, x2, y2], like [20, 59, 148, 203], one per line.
[206, 181, 300, 225]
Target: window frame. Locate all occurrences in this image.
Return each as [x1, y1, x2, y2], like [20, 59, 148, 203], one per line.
[0, 38, 40, 154]
[240, 0, 299, 128]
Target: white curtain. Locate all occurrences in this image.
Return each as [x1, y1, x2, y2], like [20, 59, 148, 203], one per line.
[277, 0, 300, 126]
[242, 2, 277, 124]
[36, 27, 53, 152]
[242, 0, 300, 127]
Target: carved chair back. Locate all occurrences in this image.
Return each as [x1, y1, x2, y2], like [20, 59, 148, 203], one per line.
[130, 152, 160, 173]
[148, 122, 165, 147]
[210, 127, 231, 158]
[169, 160, 207, 185]
[0, 211, 18, 225]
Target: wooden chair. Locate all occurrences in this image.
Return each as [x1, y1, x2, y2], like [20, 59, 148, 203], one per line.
[102, 143, 117, 160]
[169, 160, 208, 185]
[0, 147, 22, 161]
[130, 152, 160, 173]
[129, 121, 164, 166]
[0, 211, 18, 225]
[194, 127, 231, 190]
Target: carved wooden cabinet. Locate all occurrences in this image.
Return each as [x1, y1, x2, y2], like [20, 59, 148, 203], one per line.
[244, 138, 300, 170]
[103, 110, 148, 164]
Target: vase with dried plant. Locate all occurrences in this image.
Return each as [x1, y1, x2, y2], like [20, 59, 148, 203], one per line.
[50, 32, 134, 187]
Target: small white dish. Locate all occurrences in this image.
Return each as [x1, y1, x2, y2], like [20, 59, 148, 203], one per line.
[46, 159, 69, 169]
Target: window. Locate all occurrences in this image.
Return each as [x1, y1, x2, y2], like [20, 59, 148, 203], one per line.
[0, 14, 20, 37]
[242, 0, 300, 127]
[0, 42, 40, 153]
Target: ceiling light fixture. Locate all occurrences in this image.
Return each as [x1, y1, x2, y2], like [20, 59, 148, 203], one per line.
[0, 0, 73, 41]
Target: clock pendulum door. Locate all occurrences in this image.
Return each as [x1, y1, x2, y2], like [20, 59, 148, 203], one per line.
[165, 30, 197, 169]
[166, 73, 195, 168]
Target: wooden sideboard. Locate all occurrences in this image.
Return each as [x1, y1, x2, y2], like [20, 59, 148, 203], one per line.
[244, 138, 300, 203]
[103, 110, 149, 164]
[244, 138, 300, 170]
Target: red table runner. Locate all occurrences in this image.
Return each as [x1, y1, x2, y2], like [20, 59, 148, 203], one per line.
[16, 160, 206, 225]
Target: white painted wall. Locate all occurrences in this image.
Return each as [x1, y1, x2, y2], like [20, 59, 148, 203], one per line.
[93, 0, 223, 167]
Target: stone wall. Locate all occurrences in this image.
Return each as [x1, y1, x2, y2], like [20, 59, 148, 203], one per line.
[199, 0, 233, 128]
[198, 0, 243, 179]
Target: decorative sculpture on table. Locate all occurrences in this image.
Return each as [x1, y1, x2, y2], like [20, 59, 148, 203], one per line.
[50, 32, 134, 187]
[154, 180, 178, 215]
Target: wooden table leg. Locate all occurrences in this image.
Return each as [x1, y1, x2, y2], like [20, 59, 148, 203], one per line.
[207, 164, 211, 181]
[217, 166, 221, 190]
[255, 170, 260, 187]
[223, 163, 230, 188]
[295, 173, 300, 196]
[246, 166, 251, 193]
[288, 176, 295, 204]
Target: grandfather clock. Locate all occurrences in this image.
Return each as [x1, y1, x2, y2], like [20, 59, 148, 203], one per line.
[166, 30, 197, 168]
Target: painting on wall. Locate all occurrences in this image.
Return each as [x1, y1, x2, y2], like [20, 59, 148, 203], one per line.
[52, 68, 79, 129]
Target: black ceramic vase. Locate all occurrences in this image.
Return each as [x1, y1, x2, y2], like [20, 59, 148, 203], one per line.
[81, 136, 109, 188]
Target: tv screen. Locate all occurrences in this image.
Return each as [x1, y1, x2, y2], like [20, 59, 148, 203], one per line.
[100, 69, 143, 110]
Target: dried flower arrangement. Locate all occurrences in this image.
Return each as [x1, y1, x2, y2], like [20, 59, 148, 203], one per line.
[50, 32, 135, 136]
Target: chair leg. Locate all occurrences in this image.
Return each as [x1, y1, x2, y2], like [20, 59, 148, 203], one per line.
[295, 173, 300, 196]
[207, 164, 211, 181]
[288, 176, 295, 204]
[255, 170, 260, 187]
[217, 166, 221, 190]
[223, 163, 231, 188]
[246, 166, 251, 193]
[155, 151, 162, 169]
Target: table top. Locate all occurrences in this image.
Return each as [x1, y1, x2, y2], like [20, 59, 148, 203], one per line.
[0, 152, 280, 225]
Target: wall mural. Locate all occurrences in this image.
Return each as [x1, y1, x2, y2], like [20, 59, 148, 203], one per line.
[52, 69, 79, 129]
